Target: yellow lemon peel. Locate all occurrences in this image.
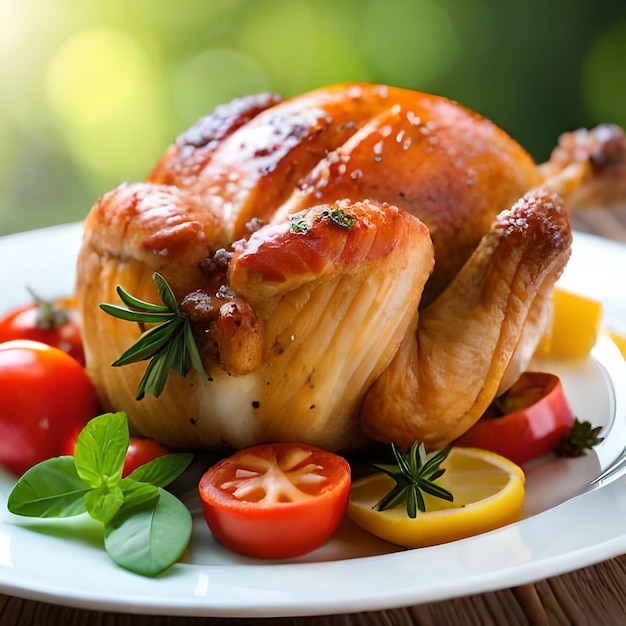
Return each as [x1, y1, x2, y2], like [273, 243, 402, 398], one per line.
[347, 447, 525, 549]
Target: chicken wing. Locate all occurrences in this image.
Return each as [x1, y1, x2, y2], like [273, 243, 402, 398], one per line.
[360, 189, 572, 449]
[538, 123, 626, 209]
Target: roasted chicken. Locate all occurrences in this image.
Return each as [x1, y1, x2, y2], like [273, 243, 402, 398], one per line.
[76, 83, 625, 452]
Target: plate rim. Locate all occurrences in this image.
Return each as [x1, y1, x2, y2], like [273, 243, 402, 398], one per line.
[0, 223, 625, 618]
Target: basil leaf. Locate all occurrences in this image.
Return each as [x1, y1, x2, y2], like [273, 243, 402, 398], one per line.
[126, 453, 194, 488]
[104, 488, 192, 577]
[7, 456, 89, 518]
[119, 478, 160, 509]
[74, 412, 128, 487]
[84, 484, 125, 525]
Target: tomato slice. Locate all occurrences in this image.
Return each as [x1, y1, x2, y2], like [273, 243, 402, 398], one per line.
[198, 443, 351, 559]
[454, 372, 574, 465]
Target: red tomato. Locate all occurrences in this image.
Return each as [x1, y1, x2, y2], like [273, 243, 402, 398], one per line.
[199, 442, 351, 559]
[0, 340, 101, 476]
[0, 295, 84, 365]
[123, 437, 170, 477]
[455, 371, 575, 465]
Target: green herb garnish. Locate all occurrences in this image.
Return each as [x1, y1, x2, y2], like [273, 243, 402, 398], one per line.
[554, 418, 604, 457]
[373, 442, 454, 518]
[7, 412, 194, 577]
[321, 207, 356, 230]
[100, 272, 207, 400]
[290, 216, 309, 234]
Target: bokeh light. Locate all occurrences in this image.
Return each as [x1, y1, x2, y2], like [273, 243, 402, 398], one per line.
[172, 48, 270, 124]
[363, 0, 458, 88]
[45, 26, 163, 182]
[0, 0, 625, 236]
[582, 18, 626, 130]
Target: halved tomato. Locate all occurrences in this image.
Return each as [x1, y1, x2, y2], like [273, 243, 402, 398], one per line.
[454, 371, 574, 465]
[198, 442, 351, 559]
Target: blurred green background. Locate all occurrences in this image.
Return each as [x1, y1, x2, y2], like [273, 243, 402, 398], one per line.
[1, 0, 625, 236]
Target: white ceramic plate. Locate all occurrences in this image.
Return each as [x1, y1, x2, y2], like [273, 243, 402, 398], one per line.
[0, 223, 625, 618]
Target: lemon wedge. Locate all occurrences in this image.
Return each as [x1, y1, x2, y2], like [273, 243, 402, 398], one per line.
[347, 447, 525, 548]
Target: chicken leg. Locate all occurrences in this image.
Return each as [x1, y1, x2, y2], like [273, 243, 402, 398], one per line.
[360, 188, 572, 449]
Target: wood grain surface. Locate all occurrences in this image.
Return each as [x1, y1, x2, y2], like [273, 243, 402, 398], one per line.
[1, 555, 625, 625]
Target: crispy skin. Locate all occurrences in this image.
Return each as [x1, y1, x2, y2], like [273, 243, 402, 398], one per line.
[78, 197, 434, 450]
[77, 83, 586, 452]
[360, 190, 572, 449]
[148, 83, 539, 304]
[538, 123, 626, 210]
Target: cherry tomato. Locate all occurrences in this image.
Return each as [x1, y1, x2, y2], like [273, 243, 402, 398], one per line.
[199, 442, 351, 559]
[123, 437, 170, 477]
[0, 295, 84, 365]
[0, 340, 101, 476]
[454, 372, 575, 465]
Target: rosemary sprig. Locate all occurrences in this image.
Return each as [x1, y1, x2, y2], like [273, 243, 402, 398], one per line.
[373, 442, 454, 518]
[100, 273, 207, 400]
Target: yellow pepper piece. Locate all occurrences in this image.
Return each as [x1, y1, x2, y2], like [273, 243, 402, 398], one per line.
[608, 331, 626, 360]
[537, 287, 603, 359]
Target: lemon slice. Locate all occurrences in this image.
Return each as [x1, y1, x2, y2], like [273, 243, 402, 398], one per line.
[347, 447, 525, 548]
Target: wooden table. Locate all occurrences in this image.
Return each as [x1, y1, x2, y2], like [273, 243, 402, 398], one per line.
[2, 209, 626, 626]
[1, 555, 625, 625]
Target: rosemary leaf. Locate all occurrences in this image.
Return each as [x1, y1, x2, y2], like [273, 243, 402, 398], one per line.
[421, 446, 453, 475]
[115, 285, 170, 313]
[111, 319, 182, 366]
[374, 484, 407, 511]
[169, 324, 190, 378]
[153, 272, 180, 312]
[99, 304, 174, 324]
[101, 273, 208, 400]
[373, 441, 454, 517]
[418, 480, 455, 502]
[135, 349, 173, 400]
[185, 323, 207, 376]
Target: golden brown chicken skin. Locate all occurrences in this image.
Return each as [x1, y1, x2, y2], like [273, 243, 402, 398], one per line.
[79, 192, 434, 450]
[361, 189, 572, 449]
[77, 83, 604, 453]
[148, 83, 540, 304]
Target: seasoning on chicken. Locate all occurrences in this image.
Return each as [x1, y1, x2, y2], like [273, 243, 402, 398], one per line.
[76, 83, 624, 452]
